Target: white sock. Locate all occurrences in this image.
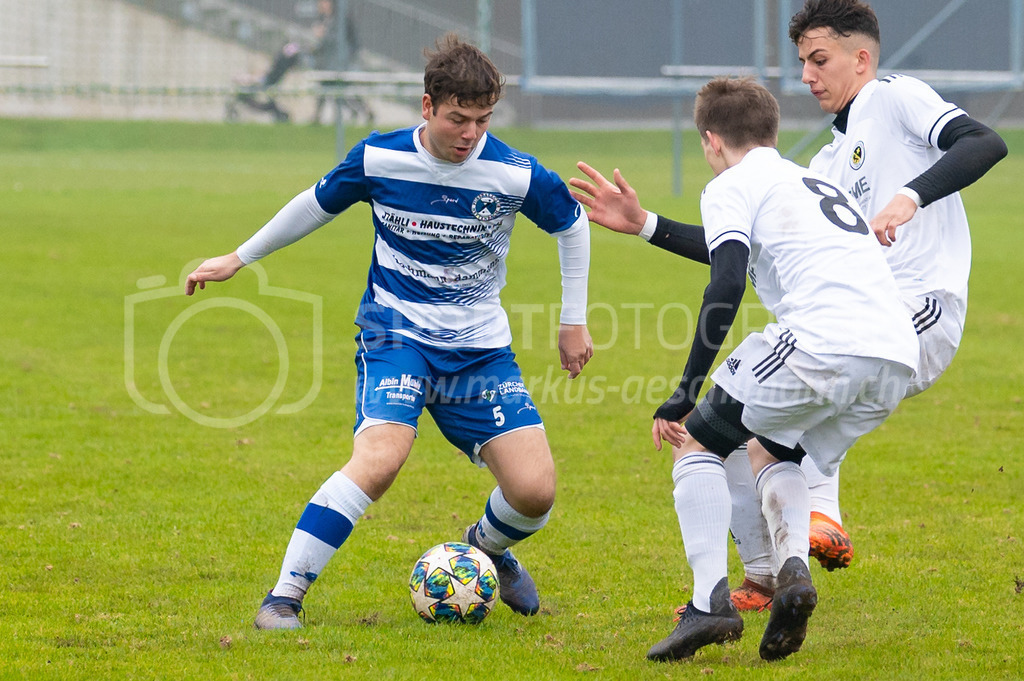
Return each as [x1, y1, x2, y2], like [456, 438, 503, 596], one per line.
[756, 461, 810, 575]
[271, 472, 371, 601]
[724, 448, 775, 585]
[672, 454, 731, 612]
[472, 487, 549, 554]
[803, 455, 843, 524]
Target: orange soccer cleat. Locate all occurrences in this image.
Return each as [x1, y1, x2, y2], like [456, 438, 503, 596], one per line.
[673, 577, 774, 620]
[808, 511, 853, 571]
[729, 577, 774, 612]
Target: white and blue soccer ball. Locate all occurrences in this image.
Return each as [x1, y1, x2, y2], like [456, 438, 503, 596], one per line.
[409, 542, 498, 624]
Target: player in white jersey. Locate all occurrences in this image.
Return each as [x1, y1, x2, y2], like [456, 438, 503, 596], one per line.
[574, 0, 1007, 614]
[185, 34, 594, 629]
[715, 0, 1009, 598]
[580, 78, 917, 662]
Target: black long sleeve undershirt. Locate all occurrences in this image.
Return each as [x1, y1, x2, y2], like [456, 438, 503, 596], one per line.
[649, 215, 711, 265]
[653, 239, 749, 422]
[905, 114, 1008, 207]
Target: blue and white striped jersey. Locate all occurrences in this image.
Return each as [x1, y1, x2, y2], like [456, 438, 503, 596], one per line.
[314, 124, 585, 348]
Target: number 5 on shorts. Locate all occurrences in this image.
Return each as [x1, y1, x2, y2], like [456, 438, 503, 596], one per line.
[492, 406, 505, 426]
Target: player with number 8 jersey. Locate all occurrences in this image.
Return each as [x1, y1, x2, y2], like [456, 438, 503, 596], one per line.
[660, 79, 919, 662]
[573, 77, 918, 661]
[699, 151, 917, 369]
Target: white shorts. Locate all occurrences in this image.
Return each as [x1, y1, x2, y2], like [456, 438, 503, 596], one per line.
[903, 291, 964, 397]
[710, 326, 913, 477]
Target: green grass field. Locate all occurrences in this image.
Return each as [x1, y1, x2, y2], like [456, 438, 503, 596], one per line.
[2, 117, 1022, 680]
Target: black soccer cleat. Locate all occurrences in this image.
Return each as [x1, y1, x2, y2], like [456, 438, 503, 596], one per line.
[647, 578, 744, 662]
[463, 524, 540, 616]
[759, 556, 817, 661]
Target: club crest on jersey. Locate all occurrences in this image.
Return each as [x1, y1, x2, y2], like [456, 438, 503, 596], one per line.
[471, 193, 500, 221]
[850, 142, 866, 170]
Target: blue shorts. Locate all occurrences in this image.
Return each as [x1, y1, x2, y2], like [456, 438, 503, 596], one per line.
[353, 329, 544, 461]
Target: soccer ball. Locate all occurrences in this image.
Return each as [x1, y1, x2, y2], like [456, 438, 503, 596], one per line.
[409, 542, 499, 624]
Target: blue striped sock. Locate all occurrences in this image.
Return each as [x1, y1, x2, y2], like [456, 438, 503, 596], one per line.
[271, 472, 371, 601]
[473, 487, 549, 555]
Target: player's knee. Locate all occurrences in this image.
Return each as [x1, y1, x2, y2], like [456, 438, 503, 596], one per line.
[746, 439, 776, 476]
[506, 472, 555, 518]
[527, 486, 556, 518]
[517, 496, 554, 520]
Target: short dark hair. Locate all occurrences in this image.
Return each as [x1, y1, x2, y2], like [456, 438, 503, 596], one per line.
[789, 0, 880, 45]
[693, 77, 779, 149]
[423, 33, 504, 110]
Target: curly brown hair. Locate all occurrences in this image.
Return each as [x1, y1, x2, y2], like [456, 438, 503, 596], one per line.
[423, 33, 504, 110]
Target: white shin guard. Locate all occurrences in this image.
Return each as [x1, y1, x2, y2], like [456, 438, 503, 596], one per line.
[724, 449, 775, 582]
[672, 454, 732, 612]
[755, 461, 811, 575]
[803, 456, 843, 524]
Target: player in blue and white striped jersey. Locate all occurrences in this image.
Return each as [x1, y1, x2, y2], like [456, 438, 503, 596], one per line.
[186, 34, 593, 629]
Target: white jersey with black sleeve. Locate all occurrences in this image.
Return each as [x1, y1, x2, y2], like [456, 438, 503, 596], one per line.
[701, 147, 918, 371]
[809, 75, 970, 316]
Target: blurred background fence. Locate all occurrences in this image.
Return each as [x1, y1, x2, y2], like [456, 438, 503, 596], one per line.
[2, 0, 1022, 129]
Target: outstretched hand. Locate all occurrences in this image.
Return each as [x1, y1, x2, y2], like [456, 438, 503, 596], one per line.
[569, 162, 648, 235]
[870, 193, 918, 247]
[185, 252, 245, 295]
